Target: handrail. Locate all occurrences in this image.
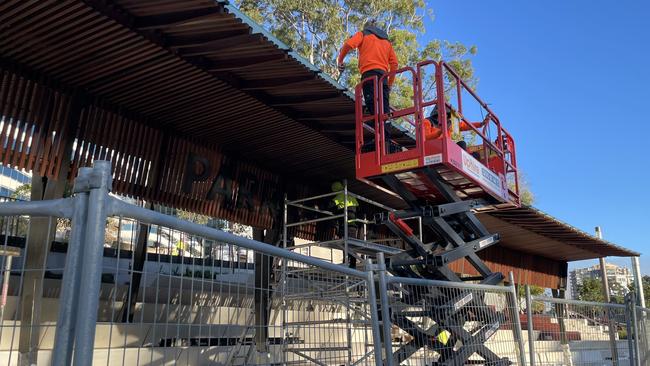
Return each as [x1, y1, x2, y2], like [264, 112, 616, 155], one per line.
[439, 62, 505, 158]
[354, 59, 520, 203]
[355, 75, 380, 165]
[436, 61, 519, 200]
[378, 66, 420, 161]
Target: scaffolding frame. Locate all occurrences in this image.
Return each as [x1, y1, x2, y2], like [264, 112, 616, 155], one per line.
[282, 180, 414, 365]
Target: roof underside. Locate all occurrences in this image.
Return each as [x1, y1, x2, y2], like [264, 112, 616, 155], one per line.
[0, 0, 638, 260]
[0, 0, 356, 181]
[480, 207, 639, 260]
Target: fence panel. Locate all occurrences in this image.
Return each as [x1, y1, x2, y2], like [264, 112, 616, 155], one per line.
[0, 198, 76, 366]
[635, 306, 649, 366]
[101, 196, 380, 366]
[379, 275, 523, 366]
[528, 295, 631, 366]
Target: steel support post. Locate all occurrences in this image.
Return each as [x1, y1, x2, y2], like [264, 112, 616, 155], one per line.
[281, 195, 288, 364]
[0, 255, 13, 327]
[376, 253, 394, 366]
[595, 228, 612, 300]
[629, 292, 642, 366]
[508, 272, 527, 366]
[364, 259, 384, 366]
[551, 289, 574, 366]
[599, 256, 613, 300]
[525, 285, 536, 366]
[52, 191, 88, 366]
[631, 257, 645, 308]
[343, 179, 349, 264]
[72, 161, 112, 366]
[625, 294, 637, 366]
[596, 227, 620, 365]
[343, 180, 353, 365]
[253, 227, 271, 353]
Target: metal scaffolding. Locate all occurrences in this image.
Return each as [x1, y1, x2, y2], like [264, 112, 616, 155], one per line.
[281, 180, 403, 365]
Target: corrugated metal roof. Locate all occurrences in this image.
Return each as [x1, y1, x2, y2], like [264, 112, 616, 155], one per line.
[479, 207, 639, 259]
[0, 0, 638, 261]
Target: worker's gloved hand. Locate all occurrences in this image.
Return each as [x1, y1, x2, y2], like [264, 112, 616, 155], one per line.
[337, 63, 345, 73]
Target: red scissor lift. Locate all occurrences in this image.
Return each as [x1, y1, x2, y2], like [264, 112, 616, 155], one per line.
[356, 61, 520, 365]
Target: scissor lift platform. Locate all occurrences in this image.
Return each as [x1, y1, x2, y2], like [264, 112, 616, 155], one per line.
[355, 60, 520, 365]
[355, 60, 520, 211]
[358, 139, 516, 210]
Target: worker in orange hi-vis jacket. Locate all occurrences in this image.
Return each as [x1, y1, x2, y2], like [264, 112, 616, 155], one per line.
[338, 20, 399, 152]
[337, 20, 398, 116]
[424, 104, 489, 160]
[423, 105, 488, 141]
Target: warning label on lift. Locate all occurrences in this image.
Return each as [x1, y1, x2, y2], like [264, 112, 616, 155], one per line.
[381, 158, 419, 174]
[460, 150, 507, 200]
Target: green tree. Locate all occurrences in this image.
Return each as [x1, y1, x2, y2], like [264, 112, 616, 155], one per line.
[578, 278, 605, 302]
[629, 275, 650, 306]
[235, 0, 478, 104]
[516, 173, 535, 206]
[517, 285, 545, 313]
[177, 209, 210, 226]
[11, 183, 31, 201]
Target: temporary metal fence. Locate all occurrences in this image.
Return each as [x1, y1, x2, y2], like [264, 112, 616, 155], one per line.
[524, 288, 649, 366]
[0, 161, 382, 366]
[635, 306, 649, 366]
[374, 253, 526, 366]
[94, 206, 380, 366]
[0, 194, 77, 366]
[0, 160, 646, 366]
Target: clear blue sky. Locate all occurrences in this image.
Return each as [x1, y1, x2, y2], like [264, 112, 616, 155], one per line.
[424, 0, 649, 274]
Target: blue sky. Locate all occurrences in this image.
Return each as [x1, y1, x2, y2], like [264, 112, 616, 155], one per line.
[423, 0, 649, 274]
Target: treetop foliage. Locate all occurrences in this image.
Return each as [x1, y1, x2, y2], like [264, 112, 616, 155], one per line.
[235, 0, 478, 92]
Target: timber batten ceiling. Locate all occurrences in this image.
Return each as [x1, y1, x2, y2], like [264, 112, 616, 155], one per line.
[0, 0, 356, 179]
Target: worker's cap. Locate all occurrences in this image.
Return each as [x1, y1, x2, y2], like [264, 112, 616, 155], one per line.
[331, 181, 344, 191]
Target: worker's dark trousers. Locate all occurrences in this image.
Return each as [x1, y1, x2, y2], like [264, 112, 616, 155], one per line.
[361, 69, 390, 115]
[361, 69, 392, 152]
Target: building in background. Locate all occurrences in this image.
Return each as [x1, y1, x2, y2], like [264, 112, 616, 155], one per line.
[0, 164, 31, 199]
[570, 263, 634, 299]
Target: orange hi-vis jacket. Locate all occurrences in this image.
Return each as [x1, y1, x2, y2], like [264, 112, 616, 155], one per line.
[338, 31, 399, 86]
[423, 118, 484, 140]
